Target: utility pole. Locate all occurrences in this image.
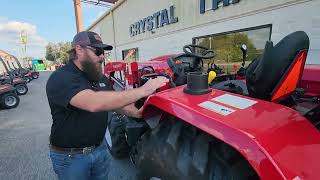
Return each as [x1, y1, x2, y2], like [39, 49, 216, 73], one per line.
[20, 30, 28, 67]
[21, 30, 27, 53]
[74, 0, 83, 32]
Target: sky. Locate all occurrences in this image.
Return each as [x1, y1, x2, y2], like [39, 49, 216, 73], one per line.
[0, 0, 110, 59]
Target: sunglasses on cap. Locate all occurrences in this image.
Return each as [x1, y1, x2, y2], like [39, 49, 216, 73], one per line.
[82, 46, 105, 56]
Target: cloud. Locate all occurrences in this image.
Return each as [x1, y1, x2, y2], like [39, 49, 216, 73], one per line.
[0, 18, 47, 58]
[0, 21, 36, 34]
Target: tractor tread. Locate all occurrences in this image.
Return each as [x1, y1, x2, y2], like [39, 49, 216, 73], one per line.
[176, 135, 192, 177]
[192, 134, 210, 175]
[133, 118, 259, 180]
[166, 121, 183, 151]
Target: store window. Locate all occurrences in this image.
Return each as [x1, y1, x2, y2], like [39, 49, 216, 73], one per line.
[193, 25, 272, 73]
[122, 48, 139, 62]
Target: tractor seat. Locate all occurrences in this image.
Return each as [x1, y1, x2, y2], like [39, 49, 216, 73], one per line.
[212, 31, 310, 102]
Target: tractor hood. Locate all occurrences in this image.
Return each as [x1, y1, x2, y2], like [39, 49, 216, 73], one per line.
[143, 85, 320, 180]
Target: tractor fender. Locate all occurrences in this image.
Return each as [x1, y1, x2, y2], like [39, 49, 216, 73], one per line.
[143, 85, 320, 180]
[0, 85, 16, 95]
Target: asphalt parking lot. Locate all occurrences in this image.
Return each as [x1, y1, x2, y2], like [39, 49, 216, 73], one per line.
[0, 71, 138, 180]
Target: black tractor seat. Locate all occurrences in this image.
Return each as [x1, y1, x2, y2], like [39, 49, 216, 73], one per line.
[212, 31, 310, 102]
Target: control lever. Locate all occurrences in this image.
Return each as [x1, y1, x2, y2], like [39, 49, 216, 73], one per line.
[208, 71, 216, 84]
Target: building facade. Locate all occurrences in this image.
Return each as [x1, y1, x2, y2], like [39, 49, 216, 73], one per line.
[88, 0, 319, 64]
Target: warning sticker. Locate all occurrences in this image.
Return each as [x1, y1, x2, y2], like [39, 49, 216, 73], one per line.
[198, 101, 235, 116]
[212, 94, 257, 109]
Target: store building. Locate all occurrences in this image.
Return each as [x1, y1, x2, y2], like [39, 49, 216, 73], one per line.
[88, 0, 319, 65]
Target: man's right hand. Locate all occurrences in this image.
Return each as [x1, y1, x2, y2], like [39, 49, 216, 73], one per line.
[140, 77, 169, 97]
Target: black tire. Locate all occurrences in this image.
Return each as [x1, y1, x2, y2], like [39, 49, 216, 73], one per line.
[32, 73, 39, 79]
[132, 119, 260, 180]
[0, 93, 20, 109]
[15, 84, 28, 95]
[26, 77, 32, 83]
[104, 112, 130, 159]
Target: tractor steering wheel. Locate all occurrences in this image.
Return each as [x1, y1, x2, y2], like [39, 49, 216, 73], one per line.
[183, 44, 215, 59]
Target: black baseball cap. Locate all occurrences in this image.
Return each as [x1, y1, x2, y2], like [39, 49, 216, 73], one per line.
[71, 31, 113, 50]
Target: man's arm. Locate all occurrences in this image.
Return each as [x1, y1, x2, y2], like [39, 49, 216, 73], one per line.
[70, 77, 168, 112]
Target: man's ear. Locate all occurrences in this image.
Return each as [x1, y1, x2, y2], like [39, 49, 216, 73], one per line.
[75, 45, 84, 59]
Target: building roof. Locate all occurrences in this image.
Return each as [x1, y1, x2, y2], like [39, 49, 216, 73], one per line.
[86, 0, 126, 31]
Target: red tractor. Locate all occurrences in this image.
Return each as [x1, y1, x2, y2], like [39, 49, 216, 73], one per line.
[0, 50, 39, 83]
[0, 57, 29, 96]
[104, 31, 320, 180]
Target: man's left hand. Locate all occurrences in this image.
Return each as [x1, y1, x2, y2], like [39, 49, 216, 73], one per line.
[117, 103, 143, 118]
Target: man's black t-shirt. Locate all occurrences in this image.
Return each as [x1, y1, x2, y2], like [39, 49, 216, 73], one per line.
[46, 62, 113, 148]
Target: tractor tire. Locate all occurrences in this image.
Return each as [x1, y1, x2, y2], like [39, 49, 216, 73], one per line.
[15, 84, 28, 95]
[132, 119, 259, 180]
[104, 113, 130, 159]
[0, 93, 20, 109]
[26, 77, 32, 83]
[32, 73, 39, 79]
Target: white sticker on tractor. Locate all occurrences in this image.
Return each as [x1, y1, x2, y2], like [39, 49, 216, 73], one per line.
[198, 101, 235, 116]
[212, 94, 257, 109]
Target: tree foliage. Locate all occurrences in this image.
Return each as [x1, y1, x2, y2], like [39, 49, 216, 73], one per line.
[45, 42, 71, 64]
[197, 33, 259, 64]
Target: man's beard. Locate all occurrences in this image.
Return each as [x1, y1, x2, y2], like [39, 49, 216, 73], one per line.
[81, 56, 103, 82]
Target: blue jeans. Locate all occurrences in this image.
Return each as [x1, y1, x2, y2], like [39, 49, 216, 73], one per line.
[50, 142, 110, 180]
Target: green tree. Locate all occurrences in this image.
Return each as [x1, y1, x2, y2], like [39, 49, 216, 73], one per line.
[197, 33, 259, 64]
[45, 42, 71, 64]
[45, 43, 56, 61]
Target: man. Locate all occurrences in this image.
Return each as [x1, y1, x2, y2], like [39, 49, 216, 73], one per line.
[46, 31, 168, 180]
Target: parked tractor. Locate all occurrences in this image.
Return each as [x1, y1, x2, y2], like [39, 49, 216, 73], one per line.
[0, 57, 28, 96]
[0, 50, 39, 82]
[104, 31, 319, 180]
